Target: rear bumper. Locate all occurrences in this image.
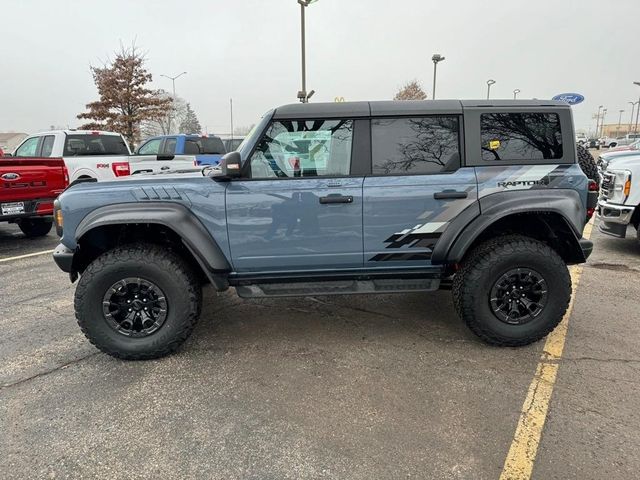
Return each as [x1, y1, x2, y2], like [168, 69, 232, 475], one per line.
[53, 243, 74, 273]
[597, 200, 635, 238]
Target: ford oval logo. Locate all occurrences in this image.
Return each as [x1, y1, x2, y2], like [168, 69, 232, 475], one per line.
[552, 93, 585, 105]
[1, 172, 21, 181]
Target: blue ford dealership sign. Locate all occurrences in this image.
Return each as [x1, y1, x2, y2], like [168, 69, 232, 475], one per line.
[552, 93, 585, 105]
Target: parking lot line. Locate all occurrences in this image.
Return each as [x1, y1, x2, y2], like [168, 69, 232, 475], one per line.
[0, 249, 54, 263]
[499, 220, 594, 480]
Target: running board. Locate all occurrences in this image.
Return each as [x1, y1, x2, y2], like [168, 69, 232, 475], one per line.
[235, 278, 440, 298]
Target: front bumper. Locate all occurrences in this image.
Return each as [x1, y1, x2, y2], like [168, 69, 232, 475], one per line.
[53, 243, 74, 273]
[597, 200, 635, 238]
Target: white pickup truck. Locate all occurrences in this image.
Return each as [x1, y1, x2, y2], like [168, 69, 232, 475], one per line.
[11, 130, 198, 181]
[598, 152, 640, 241]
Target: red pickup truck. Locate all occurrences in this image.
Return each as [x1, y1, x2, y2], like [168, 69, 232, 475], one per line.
[0, 157, 68, 237]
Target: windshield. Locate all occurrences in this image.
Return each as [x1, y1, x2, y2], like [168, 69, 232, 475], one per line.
[237, 110, 273, 161]
[64, 134, 130, 156]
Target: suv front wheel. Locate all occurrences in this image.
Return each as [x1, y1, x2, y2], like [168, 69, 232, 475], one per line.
[74, 243, 202, 360]
[452, 235, 571, 346]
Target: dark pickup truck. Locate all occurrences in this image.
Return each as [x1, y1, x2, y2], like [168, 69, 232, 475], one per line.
[0, 157, 68, 237]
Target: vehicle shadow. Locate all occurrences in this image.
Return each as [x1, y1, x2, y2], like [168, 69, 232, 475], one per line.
[0, 223, 59, 257]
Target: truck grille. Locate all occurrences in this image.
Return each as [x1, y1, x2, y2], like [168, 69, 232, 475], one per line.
[600, 173, 615, 199]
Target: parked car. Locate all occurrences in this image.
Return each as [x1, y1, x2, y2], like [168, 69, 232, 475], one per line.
[219, 135, 245, 153]
[11, 130, 197, 182]
[598, 152, 640, 241]
[52, 99, 593, 360]
[605, 139, 640, 153]
[1, 156, 68, 237]
[585, 138, 600, 149]
[575, 133, 587, 145]
[136, 134, 226, 166]
[599, 137, 619, 148]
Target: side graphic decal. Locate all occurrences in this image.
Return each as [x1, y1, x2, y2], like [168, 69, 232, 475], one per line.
[370, 222, 448, 261]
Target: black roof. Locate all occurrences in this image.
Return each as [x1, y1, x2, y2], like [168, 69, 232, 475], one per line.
[272, 99, 569, 119]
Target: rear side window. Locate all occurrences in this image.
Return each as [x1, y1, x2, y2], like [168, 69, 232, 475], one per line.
[41, 135, 55, 157]
[481, 113, 563, 161]
[371, 116, 460, 175]
[162, 137, 177, 155]
[185, 137, 226, 155]
[63, 135, 129, 156]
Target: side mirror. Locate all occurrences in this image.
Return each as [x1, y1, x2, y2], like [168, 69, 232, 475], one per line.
[221, 151, 242, 178]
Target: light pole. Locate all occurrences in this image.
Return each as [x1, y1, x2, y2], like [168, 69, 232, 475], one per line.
[634, 82, 640, 133]
[513, 88, 521, 99]
[595, 105, 603, 138]
[486, 79, 496, 100]
[297, 0, 318, 103]
[431, 54, 445, 99]
[601, 108, 607, 138]
[628, 101, 638, 133]
[617, 109, 624, 136]
[160, 71, 187, 134]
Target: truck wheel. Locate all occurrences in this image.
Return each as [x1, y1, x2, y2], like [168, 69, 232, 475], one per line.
[18, 218, 53, 237]
[576, 144, 599, 182]
[74, 243, 202, 360]
[452, 235, 571, 347]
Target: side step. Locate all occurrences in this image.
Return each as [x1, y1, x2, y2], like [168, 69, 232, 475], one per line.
[235, 278, 440, 298]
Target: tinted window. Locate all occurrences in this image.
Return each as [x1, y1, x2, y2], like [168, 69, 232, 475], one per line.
[371, 117, 460, 175]
[224, 138, 243, 152]
[249, 119, 353, 178]
[15, 137, 40, 157]
[481, 113, 563, 161]
[137, 138, 162, 155]
[186, 136, 226, 154]
[162, 137, 177, 155]
[64, 134, 129, 156]
[41, 135, 55, 157]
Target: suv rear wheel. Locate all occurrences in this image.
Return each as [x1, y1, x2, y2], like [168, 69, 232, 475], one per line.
[452, 235, 571, 346]
[74, 243, 202, 360]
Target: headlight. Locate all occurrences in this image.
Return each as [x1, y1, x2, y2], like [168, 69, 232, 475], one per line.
[608, 169, 632, 203]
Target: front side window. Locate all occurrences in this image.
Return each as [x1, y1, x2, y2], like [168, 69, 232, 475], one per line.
[481, 112, 563, 161]
[371, 117, 460, 175]
[15, 137, 40, 157]
[162, 138, 177, 155]
[249, 119, 353, 178]
[137, 138, 162, 155]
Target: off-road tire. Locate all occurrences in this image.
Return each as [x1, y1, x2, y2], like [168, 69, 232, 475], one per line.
[452, 235, 571, 346]
[18, 218, 53, 238]
[576, 143, 599, 182]
[75, 243, 202, 360]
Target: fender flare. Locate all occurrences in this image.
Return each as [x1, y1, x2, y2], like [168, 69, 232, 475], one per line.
[75, 202, 232, 275]
[431, 189, 587, 265]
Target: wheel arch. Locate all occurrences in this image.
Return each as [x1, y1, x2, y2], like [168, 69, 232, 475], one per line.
[73, 203, 231, 289]
[433, 190, 588, 266]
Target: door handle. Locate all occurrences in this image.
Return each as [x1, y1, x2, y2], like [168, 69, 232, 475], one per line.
[160, 166, 171, 171]
[434, 190, 468, 200]
[319, 194, 354, 204]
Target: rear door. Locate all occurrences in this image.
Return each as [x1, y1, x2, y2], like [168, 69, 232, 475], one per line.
[363, 115, 478, 267]
[225, 118, 366, 272]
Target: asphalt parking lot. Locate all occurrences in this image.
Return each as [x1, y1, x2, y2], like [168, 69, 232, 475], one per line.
[1, 218, 639, 479]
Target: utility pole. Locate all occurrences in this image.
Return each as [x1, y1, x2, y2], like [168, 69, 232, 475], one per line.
[601, 108, 607, 138]
[431, 54, 445, 99]
[486, 79, 496, 100]
[297, 0, 317, 103]
[634, 82, 640, 133]
[628, 101, 638, 133]
[230, 98, 234, 141]
[160, 71, 187, 133]
[617, 109, 624, 136]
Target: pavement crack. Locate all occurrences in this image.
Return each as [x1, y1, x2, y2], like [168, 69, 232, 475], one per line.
[562, 355, 640, 365]
[0, 351, 100, 390]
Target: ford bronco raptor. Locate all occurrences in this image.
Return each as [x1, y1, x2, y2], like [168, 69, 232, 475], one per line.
[53, 100, 594, 360]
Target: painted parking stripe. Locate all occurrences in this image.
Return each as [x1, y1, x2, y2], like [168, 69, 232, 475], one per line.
[0, 249, 54, 263]
[499, 220, 594, 480]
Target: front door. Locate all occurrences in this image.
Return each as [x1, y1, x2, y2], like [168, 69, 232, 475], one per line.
[226, 118, 364, 272]
[363, 115, 478, 267]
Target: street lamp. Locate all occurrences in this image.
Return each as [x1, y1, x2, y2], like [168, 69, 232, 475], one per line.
[595, 105, 603, 138]
[633, 82, 640, 133]
[431, 54, 445, 100]
[628, 101, 639, 133]
[601, 108, 608, 138]
[160, 72, 187, 134]
[486, 79, 496, 100]
[297, 0, 318, 103]
[617, 109, 624, 136]
[513, 88, 521, 99]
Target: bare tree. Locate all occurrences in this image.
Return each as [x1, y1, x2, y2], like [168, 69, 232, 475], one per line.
[77, 44, 172, 146]
[394, 80, 428, 101]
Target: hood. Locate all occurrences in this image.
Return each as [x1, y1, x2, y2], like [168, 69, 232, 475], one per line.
[605, 153, 640, 170]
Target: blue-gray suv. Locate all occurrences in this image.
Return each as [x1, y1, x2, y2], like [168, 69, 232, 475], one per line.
[53, 100, 594, 360]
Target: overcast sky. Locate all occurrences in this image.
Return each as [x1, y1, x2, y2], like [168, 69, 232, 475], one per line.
[1, 0, 638, 136]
